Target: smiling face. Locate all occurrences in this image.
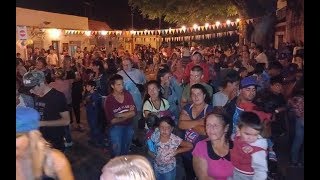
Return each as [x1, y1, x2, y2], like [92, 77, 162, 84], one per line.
[147, 83, 160, 99]
[159, 121, 173, 138]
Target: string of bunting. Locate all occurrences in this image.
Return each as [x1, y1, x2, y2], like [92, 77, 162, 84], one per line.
[50, 18, 255, 37]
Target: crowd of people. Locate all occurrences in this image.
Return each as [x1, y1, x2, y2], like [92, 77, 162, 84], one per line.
[16, 40, 304, 180]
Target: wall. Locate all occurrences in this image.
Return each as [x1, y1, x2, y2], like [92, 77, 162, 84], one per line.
[16, 7, 88, 30]
[16, 7, 90, 59]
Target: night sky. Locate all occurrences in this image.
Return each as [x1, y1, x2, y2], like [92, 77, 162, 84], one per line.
[16, 0, 173, 30]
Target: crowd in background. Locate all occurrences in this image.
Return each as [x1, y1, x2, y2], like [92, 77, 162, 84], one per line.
[16, 39, 304, 180]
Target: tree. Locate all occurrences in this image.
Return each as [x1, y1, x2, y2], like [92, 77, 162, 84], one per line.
[129, 0, 277, 46]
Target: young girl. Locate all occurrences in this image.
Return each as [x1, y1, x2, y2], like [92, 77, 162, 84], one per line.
[151, 116, 193, 180]
[231, 111, 268, 180]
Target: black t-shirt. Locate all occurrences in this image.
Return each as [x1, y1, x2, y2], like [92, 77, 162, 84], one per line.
[34, 88, 68, 150]
[65, 69, 76, 80]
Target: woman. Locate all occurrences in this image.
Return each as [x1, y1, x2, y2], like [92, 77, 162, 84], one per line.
[143, 80, 171, 119]
[178, 83, 213, 179]
[104, 74, 137, 157]
[157, 68, 182, 124]
[100, 155, 155, 180]
[192, 108, 234, 180]
[16, 107, 74, 180]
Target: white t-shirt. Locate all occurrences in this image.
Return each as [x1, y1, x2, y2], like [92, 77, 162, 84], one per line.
[143, 98, 170, 117]
[212, 91, 229, 108]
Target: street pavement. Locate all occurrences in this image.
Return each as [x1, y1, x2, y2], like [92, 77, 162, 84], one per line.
[64, 107, 303, 180]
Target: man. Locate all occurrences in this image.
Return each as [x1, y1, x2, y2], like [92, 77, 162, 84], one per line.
[254, 45, 269, 68]
[183, 52, 210, 83]
[73, 46, 84, 65]
[23, 70, 70, 152]
[117, 58, 146, 146]
[46, 49, 59, 67]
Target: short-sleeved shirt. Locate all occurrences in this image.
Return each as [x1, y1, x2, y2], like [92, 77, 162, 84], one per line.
[212, 91, 229, 108]
[151, 132, 182, 174]
[104, 91, 137, 126]
[34, 88, 68, 149]
[192, 140, 234, 180]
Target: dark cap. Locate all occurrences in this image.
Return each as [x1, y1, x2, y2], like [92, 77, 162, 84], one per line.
[240, 76, 259, 89]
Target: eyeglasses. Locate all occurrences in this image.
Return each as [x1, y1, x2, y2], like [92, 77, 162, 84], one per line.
[206, 124, 223, 129]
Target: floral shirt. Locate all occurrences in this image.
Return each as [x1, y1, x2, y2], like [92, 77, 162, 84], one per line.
[151, 131, 182, 174]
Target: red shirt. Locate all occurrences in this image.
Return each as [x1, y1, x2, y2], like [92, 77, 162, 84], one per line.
[230, 136, 265, 175]
[183, 62, 210, 83]
[238, 102, 272, 122]
[104, 91, 137, 126]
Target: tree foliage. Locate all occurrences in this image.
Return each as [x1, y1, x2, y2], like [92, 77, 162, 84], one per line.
[129, 0, 238, 26]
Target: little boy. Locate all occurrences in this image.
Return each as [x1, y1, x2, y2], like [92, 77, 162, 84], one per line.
[231, 111, 268, 180]
[84, 80, 103, 147]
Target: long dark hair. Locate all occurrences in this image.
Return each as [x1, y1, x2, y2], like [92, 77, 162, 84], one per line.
[158, 116, 176, 128]
[92, 60, 105, 75]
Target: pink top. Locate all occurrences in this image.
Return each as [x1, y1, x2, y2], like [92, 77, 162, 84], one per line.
[192, 140, 234, 180]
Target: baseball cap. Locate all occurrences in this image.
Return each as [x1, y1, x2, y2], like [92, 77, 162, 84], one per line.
[240, 76, 259, 89]
[16, 107, 40, 133]
[22, 70, 45, 88]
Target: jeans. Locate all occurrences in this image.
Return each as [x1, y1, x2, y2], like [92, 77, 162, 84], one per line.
[109, 124, 134, 157]
[155, 167, 176, 180]
[86, 107, 103, 144]
[291, 118, 304, 163]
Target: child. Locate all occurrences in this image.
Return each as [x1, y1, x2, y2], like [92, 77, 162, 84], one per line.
[231, 111, 268, 180]
[83, 80, 103, 147]
[151, 116, 193, 180]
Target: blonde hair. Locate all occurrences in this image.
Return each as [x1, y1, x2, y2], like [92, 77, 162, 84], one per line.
[19, 130, 54, 179]
[100, 155, 155, 180]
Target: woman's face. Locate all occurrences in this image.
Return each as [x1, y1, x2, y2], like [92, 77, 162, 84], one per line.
[191, 88, 205, 105]
[205, 114, 227, 141]
[16, 134, 29, 158]
[147, 84, 160, 99]
[111, 80, 124, 93]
